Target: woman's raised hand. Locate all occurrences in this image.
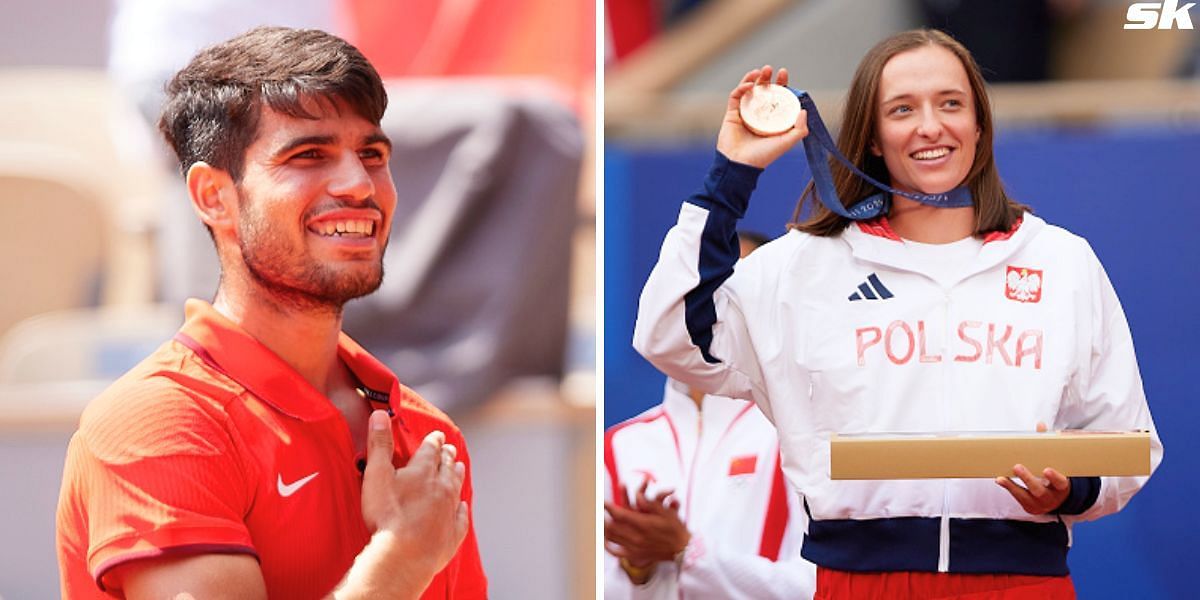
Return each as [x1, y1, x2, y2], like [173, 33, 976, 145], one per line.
[717, 65, 810, 169]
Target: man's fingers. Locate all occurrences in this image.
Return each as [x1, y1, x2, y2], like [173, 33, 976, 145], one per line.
[453, 501, 470, 546]
[636, 478, 650, 499]
[633, 479, 655, 512]
[440, 443, 457, 470]
[603, 541, 632, 559]
[365, 410, 395, 475]
[424, 430, 446, 448]
[603, 513, 633, 545]
[607, 503, 657, 532]
[606, 503, 641, 524]
[407, 429, 445, 472]
[641, 491, 675, 515]
[633, 494, 654, 513]
[777, 67, 789, 88]
[435, 454, 465, 495]
[604, 518, 644, 549]
[650, 490, 673, 506]
[604, 502, 632, 524]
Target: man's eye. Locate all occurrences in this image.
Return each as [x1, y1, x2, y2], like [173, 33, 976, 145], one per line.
[293, 149, 322, 160]
[355, 147, 388, 162]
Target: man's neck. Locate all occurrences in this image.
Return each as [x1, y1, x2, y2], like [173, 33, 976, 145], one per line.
[887, 196, 974, 243]
[212, 281, 345, 396]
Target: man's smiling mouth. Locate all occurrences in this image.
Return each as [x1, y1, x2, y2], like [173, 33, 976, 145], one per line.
[308, 219, 376, 238]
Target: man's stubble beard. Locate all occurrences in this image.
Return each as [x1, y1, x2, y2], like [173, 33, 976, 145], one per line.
[238, 207, 385, 314]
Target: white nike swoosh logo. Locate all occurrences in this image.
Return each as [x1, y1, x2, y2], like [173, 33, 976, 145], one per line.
[277, 472, 319, 497]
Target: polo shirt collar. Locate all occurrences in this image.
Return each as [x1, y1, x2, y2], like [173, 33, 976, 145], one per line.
[174, 299, 401, 422]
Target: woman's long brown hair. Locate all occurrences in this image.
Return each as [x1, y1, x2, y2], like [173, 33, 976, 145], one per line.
[788, 29, 1029, 237]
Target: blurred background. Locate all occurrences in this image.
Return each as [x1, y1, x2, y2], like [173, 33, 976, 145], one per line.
[604, 0, 1198, 598]
[0, 1, 594, 598]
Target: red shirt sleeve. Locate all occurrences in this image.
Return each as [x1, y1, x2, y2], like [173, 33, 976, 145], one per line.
[60, 385, 257, 591]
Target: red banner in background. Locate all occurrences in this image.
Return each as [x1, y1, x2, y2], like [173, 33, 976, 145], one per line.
[340, 0, 595, 112]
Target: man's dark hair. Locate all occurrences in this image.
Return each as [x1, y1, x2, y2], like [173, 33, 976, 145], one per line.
[159, 26, 388, 182]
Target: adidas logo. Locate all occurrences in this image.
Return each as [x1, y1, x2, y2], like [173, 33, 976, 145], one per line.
[848, 273, 894, 301]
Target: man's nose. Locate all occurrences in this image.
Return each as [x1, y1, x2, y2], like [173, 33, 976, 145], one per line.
[328, 151, 375, 202]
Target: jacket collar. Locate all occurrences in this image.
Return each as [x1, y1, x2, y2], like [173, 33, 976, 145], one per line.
[662, 379, 755, 440]
[842, 212, 1044, 283]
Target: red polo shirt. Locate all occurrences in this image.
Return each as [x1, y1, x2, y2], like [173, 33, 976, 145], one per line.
[56, 300, 487, 599]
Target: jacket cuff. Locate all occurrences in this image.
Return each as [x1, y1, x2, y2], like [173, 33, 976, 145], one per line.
[685, 151, 764, 217]
[1055, 476, 1101, 515]
[679, 531, 707, 573]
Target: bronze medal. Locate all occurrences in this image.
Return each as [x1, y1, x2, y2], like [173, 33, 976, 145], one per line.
[738, 83, 801, 137]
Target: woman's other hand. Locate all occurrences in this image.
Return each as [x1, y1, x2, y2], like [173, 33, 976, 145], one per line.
[995, 464, 1072, 515]
[994, 422, 1072, 515]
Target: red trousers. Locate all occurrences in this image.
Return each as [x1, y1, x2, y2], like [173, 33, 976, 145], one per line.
[815, 567, 1076, 599]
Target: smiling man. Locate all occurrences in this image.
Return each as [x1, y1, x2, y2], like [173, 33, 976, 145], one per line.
[56, 27, 486, 599]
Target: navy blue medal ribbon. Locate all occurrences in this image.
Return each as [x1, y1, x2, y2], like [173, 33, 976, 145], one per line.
[787, 87, 973, 221]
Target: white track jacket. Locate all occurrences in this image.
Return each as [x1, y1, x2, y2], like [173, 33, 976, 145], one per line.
[633, 152, 1163, 576]
[604, 381, 816, 599]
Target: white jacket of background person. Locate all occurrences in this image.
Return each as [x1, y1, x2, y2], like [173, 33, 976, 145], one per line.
[632, 155, 1162, 575]
[604, 379, 816, 599]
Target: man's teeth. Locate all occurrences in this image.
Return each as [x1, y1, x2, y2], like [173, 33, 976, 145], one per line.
[912, 148, 950, 160]
[314, 220, 375, 237]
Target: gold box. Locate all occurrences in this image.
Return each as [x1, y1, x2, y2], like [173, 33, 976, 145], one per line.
[830, 431, 1151, 480]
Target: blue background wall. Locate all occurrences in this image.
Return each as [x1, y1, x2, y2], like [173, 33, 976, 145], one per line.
[604, 124, 1200, 598]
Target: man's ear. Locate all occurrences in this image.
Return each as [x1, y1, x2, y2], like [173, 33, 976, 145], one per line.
[186, 162, 237, 233]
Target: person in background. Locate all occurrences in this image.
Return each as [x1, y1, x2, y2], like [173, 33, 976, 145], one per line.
[605, 232, 816, 600]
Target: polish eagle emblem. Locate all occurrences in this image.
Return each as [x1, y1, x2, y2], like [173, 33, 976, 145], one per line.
[1005, 266, 1043, 303]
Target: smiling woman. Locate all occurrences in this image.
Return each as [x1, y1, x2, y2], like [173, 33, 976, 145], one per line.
[629, 28, 1162, 600]
[871, 45, 978, 206]
[790, 29, 1025, 242]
